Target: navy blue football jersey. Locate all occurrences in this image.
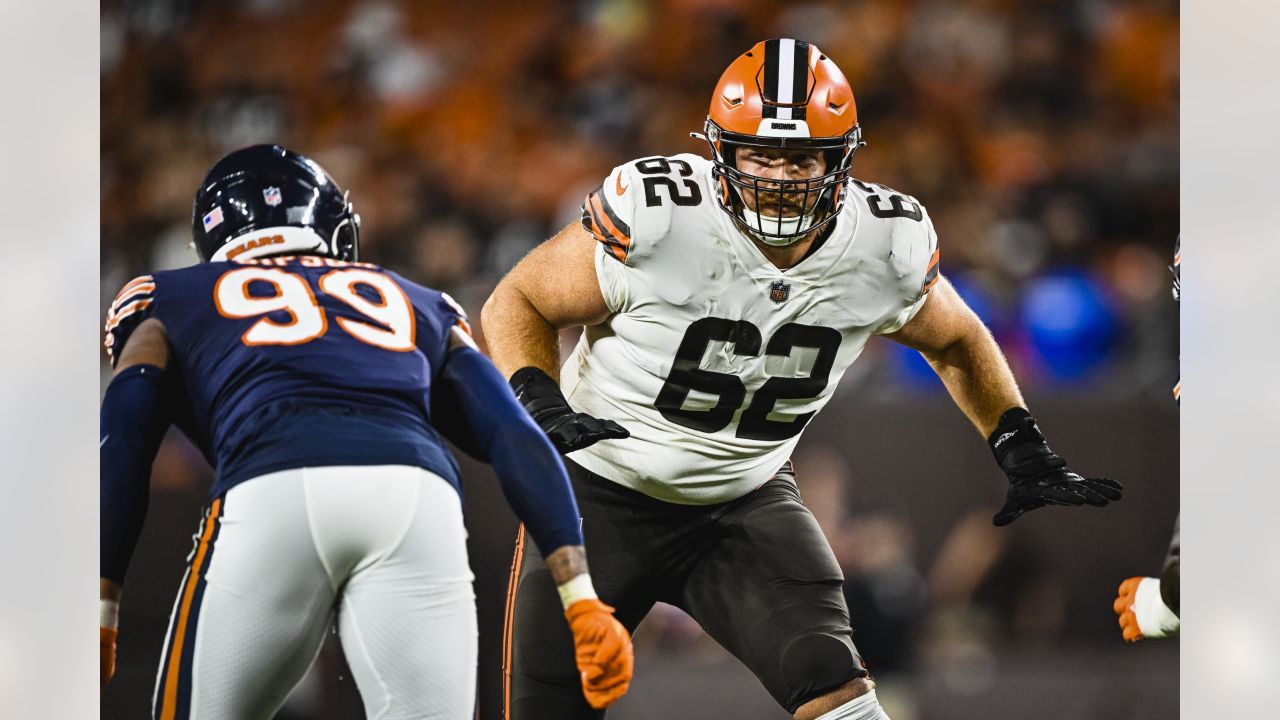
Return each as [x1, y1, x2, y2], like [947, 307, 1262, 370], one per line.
[104, 255, 472, 498]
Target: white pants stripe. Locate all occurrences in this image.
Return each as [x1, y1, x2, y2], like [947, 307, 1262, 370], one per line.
[152, 465, 477, 719]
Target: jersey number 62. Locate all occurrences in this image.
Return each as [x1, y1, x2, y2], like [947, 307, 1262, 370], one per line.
[655, 317, 841, 441]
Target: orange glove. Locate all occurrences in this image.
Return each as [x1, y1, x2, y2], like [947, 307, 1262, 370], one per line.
[564, 598, 634, 709]
[1114, 576, 1179, 642]
[101, 626, 118, 689]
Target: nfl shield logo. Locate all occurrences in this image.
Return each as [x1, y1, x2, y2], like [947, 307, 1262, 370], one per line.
[263, 186, 283, 207]
[769, 279, 791, 304]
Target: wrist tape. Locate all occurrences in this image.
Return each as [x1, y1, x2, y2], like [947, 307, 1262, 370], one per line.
[557, 573, 599, 611]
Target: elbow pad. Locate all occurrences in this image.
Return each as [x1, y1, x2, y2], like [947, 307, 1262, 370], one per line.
[100, 364, 170, 584]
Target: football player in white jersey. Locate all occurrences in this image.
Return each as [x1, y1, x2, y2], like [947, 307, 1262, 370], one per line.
[483, 39, 1123, 720]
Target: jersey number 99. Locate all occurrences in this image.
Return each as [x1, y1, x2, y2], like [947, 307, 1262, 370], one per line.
[214, 267, 415, 351]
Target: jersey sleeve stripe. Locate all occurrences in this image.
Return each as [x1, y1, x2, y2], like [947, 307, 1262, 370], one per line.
[587, 191, 631, 248]
[105, 298, 154, 331]
[921, 249, 941, 293]
[112, 275, 155, 303]
[594, 186, 631, 239]
[581, 191, 630, 262]
[110, 283, 156, 313]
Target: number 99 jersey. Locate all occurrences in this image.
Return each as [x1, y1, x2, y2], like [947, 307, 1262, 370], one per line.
[564, 153, 941, 504]
[104, 255, 471, 500]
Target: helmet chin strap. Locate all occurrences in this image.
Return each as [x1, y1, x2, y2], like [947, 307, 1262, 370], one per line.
[737, 204, 817, 247]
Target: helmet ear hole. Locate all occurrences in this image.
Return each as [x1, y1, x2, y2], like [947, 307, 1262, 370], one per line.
[332, 213, 360, 262]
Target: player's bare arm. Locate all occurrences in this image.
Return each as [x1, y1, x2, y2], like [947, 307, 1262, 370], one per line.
[482, 220, 609, 380]
[887, 276, 1123, 526]
[481, 221, 630, 455]
[884, 276, 1023, 436]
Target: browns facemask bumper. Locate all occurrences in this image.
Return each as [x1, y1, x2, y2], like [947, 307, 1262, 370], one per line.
[693, 39, 863, 246]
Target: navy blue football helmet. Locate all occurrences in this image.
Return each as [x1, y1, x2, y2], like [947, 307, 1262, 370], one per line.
[192, 145, 360, 263]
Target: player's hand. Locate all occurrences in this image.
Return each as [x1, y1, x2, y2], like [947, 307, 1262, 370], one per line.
[1113, 576, 1179, 642]
[540, 411, 630, 454]
[511, 366, 629, 454]
[564, 598, 634, 709]
[988, 408, 1122, 526]
[101, 627, 118, 689]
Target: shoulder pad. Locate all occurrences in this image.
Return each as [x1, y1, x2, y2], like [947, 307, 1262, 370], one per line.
[386, 271, 473, 336]
[848, 178, 940, 296]
[104, 274, 159, 366]
[581, 154, 710, 265]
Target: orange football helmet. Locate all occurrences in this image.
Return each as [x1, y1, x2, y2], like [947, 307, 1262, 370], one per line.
[694, 39, 862, 245]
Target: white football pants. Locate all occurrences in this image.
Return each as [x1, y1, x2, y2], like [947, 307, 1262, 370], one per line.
[151, 465, 477, 720]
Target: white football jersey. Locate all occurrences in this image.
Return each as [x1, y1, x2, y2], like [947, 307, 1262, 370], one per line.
[563, 153, 939, 504]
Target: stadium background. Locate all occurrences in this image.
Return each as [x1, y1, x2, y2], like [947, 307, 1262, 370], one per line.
[99, 0, 1178, 718]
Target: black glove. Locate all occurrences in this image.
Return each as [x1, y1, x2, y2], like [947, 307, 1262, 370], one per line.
[988, 408, 1123, 527]
[510, 366, 630, 454]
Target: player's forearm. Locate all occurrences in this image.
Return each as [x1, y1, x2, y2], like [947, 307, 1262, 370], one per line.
[922, 326, 1025, 437]
[481, 283, 563, 380]
[545, 545, 590, 585]
[437, 344, 585, 554]
[100, 578, 122, 602]
[101, 364, 171, 585]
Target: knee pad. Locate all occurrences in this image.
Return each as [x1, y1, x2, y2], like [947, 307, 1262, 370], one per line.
[780, 633, 866, 711]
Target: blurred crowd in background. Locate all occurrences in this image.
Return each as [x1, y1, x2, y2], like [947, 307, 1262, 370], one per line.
[100, 1, 1179, 718]
[102, 0, 1179, 390]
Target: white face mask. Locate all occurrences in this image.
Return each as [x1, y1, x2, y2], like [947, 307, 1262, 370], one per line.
[736, 200, 818, 247]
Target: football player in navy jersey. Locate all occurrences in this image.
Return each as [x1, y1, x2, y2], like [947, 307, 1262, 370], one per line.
[100, 145, 633, 719]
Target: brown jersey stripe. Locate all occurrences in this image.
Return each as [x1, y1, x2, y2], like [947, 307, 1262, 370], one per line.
[588, 191, 631, 248]
[582, 191, 630, 261]
[595, 185, 632, 239]
[922, 248, 941, 293]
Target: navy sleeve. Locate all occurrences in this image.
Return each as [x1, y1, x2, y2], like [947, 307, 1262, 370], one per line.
[435, 344, 584, 556]
[104, 275, 159, 368]
[100, 364, 173, 584]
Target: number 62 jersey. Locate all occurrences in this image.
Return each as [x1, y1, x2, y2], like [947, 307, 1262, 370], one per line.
[563, 153, 941, 505]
